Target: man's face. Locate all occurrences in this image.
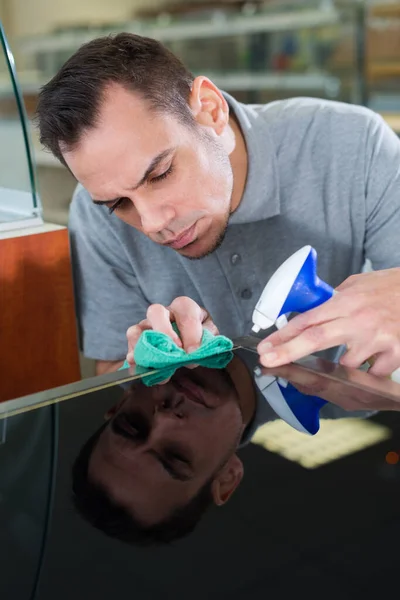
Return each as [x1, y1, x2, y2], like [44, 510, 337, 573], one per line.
[89, 366, 244, 526]
[64, 83, 234, 259]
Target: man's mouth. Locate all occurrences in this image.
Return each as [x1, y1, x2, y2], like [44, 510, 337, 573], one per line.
[172, 372, 213, 408]
[164, 223, 197, 250]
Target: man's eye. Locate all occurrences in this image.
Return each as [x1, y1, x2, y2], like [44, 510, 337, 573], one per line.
[108, 197, 128, 214]
[149, 165, 173, 184]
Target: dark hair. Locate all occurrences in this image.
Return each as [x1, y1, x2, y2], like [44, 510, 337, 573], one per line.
[71, 423, 214, 546]
[36, 33, 195, 164]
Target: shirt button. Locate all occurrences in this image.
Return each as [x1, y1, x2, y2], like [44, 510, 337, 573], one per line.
[241, 288, 252, 299]
[231, 253, 241, 265]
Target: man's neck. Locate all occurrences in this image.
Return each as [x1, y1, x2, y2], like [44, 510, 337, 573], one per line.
[228, 112, 248, 214]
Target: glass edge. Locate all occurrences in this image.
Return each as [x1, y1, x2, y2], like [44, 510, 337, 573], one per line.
[0, 346, 243, 419]
[0, 23, 40, 211]
[0, 367, 159, 419]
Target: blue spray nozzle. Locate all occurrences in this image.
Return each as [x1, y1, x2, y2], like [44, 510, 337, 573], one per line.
[252, 245, 335, 332]
[279, 247, 334, 317]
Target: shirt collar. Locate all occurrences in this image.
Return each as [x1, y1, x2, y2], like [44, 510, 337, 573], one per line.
[223, 92, 281, 225]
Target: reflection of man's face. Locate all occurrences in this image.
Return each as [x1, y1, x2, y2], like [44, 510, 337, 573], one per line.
[89, 366, 245, 526]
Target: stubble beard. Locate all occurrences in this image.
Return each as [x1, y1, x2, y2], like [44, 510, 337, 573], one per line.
[179, 212, 230, 260]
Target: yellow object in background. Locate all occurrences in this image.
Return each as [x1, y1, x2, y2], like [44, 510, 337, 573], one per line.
[252, 418, 392, 469]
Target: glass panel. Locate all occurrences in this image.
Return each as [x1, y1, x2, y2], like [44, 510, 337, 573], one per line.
[0, 405, 55, 600]
[2, 348, 400, 599]
[0, 24, 41, 231]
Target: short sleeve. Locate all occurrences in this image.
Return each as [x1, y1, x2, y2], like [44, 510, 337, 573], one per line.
[363, 112, 400, 269]
[68, 185, 148, 360]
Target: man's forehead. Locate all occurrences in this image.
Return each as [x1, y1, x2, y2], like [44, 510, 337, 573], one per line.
[99, 83, 182, 133]
[100, 82, 156, 117]
[64, 122, 176, 196]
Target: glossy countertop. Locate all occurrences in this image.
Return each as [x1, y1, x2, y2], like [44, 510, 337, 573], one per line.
[2, 348, 400, 600]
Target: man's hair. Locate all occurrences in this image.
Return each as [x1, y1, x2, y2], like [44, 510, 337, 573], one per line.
[36, 33, 195, 164]
[71, 423, 214, 546]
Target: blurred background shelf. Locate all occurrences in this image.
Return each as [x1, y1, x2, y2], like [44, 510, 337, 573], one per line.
[17, 7, 340, 53]
[0, 70, 341, 98]
[11, 1, 365, 111]
[378, 112, 400, 133]
[368, 62, 400, 80]
[199, 70, 341, 93]
[370, 1, 400, 18]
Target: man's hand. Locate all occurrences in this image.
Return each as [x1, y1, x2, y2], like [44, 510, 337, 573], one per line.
[257, 268, 400, 377]
[125, 296, 218, 367]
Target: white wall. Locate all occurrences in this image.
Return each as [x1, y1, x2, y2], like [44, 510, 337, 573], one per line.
[5, 0, 163, 37]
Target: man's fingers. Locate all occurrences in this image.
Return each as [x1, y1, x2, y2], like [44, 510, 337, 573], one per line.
[173, 313, 204, 353]
[146, 304, 182, 347]
[126, 323, 150, 364]
[202, 313, 219, 336]
[259, 297, 340, 348]
[169, 296, 210, 353]
[339, 334, 400, 374]
[125, 304, 182, 365]
[258, 320, 346, 367]
[127, 323, 146, 352]
[126, 298, 217, 365]
[338, 344, 379, 371]
[367, 349, 400, 379]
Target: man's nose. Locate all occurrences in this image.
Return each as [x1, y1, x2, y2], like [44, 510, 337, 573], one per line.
[154, 395, 186, 419]
[136, 198, 175, 234]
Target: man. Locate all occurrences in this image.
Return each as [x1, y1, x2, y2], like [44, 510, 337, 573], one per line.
[36, 33, 400, 376]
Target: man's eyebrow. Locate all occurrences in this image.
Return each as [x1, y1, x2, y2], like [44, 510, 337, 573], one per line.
[91, 147, 175, 205]
[133, 147, 175, 189]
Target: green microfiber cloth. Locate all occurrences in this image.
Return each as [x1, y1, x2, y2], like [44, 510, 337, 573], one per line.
[136, 351, 233, 387]
[119, 325, 234, 386]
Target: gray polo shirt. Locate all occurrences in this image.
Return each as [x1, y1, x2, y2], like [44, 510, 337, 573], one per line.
[69, 93, 400, 361]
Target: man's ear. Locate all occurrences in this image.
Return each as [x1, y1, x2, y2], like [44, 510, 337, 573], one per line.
[189, 76, 229, 135]
[211, 454, 244, 506]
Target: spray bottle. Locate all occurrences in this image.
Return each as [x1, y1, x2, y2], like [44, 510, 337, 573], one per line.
[251, 245, 400, 435]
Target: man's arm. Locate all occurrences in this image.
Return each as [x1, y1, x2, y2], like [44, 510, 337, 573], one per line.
[257, 110, 400, 375]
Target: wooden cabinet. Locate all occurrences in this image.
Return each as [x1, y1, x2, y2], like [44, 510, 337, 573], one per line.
[0, 224, 80, 402]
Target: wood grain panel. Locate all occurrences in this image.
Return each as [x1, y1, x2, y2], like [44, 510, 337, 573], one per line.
[0, 228, 81, 402]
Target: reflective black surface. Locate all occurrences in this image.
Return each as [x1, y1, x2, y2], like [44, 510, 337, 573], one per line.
[2, 348, 400, 600]
[0, 406, 56, 600]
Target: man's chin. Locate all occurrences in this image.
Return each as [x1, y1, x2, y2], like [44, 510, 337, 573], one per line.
[178, 246, 212, 260]
[178, 243, 218, 260]
[177, 230, 227, 260]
